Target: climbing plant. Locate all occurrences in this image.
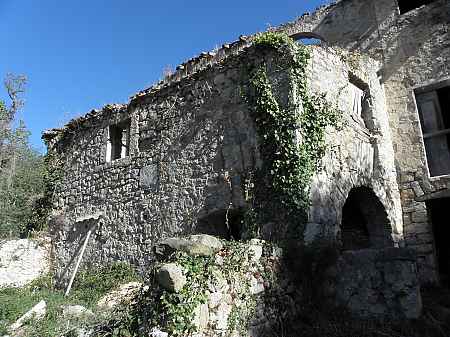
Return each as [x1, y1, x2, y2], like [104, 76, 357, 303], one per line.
[98, 241, 258, 337]
[242, 32, 341, 238]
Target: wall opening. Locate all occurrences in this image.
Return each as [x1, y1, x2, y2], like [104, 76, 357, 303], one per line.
[349, 73, 372, 130]
[290, 32, 326, 46]
[415, 80, 450, 177]
[106, 120, 131, 162]
[197, 209, 244, 240]
[426, 198, 450, 286]
[341, 187, 393, 250]
[398, 0, 436, 14]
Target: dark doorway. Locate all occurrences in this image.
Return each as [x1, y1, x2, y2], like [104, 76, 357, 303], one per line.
[341, 187, 393, 250]
[341, 196, 371, 250]
[426, 198, 450, 286]
[197, 208, 243, 240]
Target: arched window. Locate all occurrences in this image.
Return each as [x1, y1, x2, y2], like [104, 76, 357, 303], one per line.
[290, 32, 327, 45]
[341, 187, 393, 250]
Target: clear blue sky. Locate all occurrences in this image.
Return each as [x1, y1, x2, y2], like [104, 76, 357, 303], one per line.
[0, 0, 329, 152]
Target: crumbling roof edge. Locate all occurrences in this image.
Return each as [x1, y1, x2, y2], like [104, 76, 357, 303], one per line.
[42, 0, 347, 144]
[41, 103, 127, 142]
[129, 1, 340, 102]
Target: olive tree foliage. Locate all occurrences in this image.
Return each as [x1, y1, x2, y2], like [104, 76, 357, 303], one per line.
[0, 74, 45, 238]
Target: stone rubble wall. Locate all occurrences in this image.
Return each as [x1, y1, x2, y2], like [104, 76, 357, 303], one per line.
[305, 46, 403, 246]
[145, 236, 422, 337]
[277, 0, 450, 285]
[328, 247, 422, 319]
[47, 46, 285, 282]
[0, 238, 51, 287]
[45, 42, 402, 286]
[152, 236, 282, 337]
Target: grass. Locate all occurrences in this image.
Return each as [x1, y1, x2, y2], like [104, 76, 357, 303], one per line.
[0, 262, 140, 337]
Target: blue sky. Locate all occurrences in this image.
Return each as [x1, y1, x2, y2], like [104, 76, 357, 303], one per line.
[0, 0, 329, 152]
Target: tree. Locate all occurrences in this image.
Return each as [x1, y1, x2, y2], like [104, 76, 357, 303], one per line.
[0, 74, 45, 238]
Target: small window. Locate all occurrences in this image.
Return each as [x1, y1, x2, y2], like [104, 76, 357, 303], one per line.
[106, 120, 130, 162]
[398, 0, 435, 14]
[415, 81, 450, 177]
[349, 74, 371, 129]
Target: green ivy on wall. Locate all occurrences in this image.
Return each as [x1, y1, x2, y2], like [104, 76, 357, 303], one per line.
[243, 32, 341, 238]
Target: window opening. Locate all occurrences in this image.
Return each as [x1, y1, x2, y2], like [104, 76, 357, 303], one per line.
[415, 81, 450, 176]
[291, 32, 326, 46]
[398, 0, 435, 14]
[296, 37, 322, 45]
[349, 74, 371, 129]
[106, 120, 130, 162]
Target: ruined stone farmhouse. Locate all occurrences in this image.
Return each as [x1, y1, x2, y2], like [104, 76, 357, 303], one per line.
[43, 0, 449, 298]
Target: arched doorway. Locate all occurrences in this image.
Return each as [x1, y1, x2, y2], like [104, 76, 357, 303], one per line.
[341, 187, 393, 250]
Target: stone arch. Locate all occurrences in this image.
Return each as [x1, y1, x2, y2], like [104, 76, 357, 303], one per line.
[290, 32, 327, 44]
[341, 186, 393, 250]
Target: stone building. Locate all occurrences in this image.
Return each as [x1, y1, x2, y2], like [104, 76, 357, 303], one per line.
[277, 0, 450, 285]
[43, 0, 448, 292]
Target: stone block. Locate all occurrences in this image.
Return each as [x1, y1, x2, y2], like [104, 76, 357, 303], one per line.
[155, 235, 223, 258]
[139, 164, 158, 188]
[97, 282, 143, 309]
[412, 210, 428, 223]
[157, 263, 187, 293]
[411, 181, 424, 197]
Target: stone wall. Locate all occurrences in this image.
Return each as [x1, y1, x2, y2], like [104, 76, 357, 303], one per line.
[278, 0, 450, 284]
[46, 46, 272, 282]
[304, 47, 403, 247]
[44, 40, 402, 285]
[328, 248, 422, 319]
[127, 235, 422, 337]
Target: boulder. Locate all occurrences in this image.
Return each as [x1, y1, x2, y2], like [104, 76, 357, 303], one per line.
[62, 304, 94, 318]
[9, 300, 46, 332]
[0, 238, 50, 288]
[157, 263, 187, 292]
[247, 239, 264, 262]
[97, 282, 143, 309]
[155, 234, 223, 258]
[149, 327, 168, 337]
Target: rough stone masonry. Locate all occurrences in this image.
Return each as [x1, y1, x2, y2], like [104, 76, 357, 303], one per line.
[41, 0, 449, 321]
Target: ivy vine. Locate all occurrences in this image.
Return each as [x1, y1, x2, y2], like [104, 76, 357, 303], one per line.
[103, 241, 259, 337]
[243, 32, 341, 237]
